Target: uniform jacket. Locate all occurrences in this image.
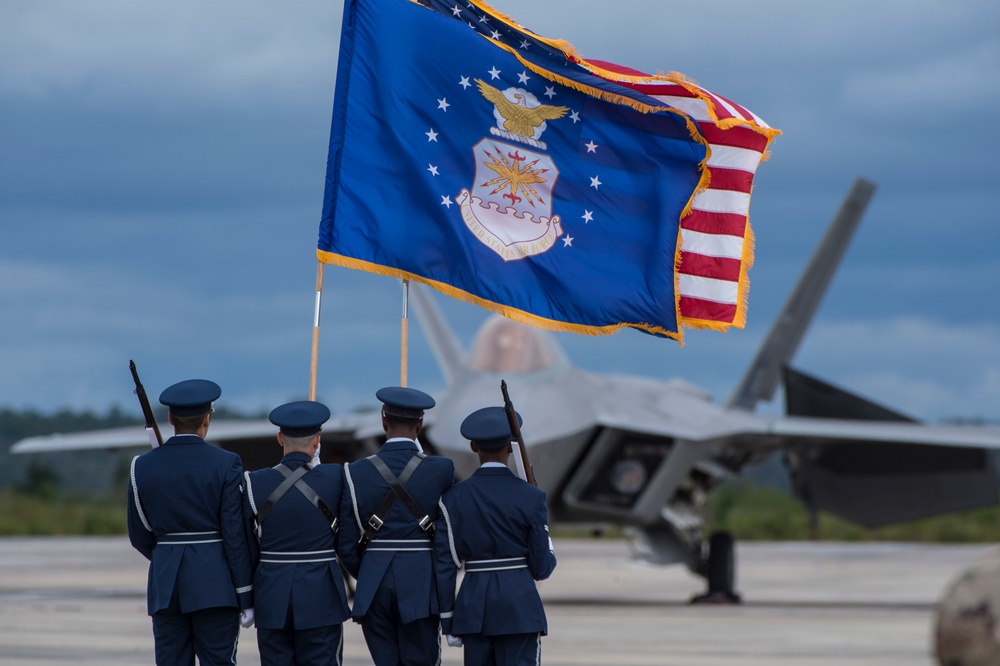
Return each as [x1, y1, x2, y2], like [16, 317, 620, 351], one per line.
[127, 434, 255, 615]
[434, 465, 556, 637]
[339, 439, 455, 623]
[243, 452, 352, 630]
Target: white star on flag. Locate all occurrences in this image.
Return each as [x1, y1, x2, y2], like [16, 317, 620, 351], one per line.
[562, 235, 574, 247]
[590, 176, 602, 190]
[585, 140, 598, 153]
[441, 195, 453, 208]
[458, 76, 471, 89]
[517, 71, 530, 84]
[490, 29, 501, 40]
[437, 98, 450, 111]
[569, 110, 580, 123]
[582, 210, 593, 223]
[451, 4, 461, 17]
[488, 66, 501, 80]
[426, 128, 439, 142]
[427, 164, 439, 176]
[544, 86, 556, 99]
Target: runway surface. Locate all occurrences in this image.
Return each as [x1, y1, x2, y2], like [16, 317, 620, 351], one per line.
[0, 536, 991, 665]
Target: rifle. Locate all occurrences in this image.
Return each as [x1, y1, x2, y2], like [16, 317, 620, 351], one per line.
[130, 360, 163, 448]
[500, 380, 536, 486]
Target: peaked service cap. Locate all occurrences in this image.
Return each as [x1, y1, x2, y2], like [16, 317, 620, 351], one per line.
[376, 386, 435, 419]
[159, 379, 221, 417]
[460, 406, 522, 450]
[269, 400, 331, 437]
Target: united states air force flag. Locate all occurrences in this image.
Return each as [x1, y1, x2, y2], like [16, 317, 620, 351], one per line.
[318, 0, 778, 340]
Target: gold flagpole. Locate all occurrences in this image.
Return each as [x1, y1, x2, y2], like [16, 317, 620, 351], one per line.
[309, 261, 325, 401]
[400, 279, 409, 387]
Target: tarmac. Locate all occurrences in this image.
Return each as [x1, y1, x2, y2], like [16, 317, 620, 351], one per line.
[0, 536, 992, 665]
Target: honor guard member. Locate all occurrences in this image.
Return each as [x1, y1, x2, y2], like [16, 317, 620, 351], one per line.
[127, 379, 255, 666]
[339, 387, 455, 666]
[434, 407, 557, 666]
[243, 400, 352, 666]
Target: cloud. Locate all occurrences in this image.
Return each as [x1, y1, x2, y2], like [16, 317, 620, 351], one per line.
[0, 0, 997, 426]
[842, 40, 1000, 116]
[0, 0, 342, 110]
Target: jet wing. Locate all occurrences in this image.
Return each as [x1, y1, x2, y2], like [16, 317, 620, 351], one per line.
[585, 401, 1000, 451]
[758, 416, 1000, 449]
[10, 420, 275, 453]
[10, 412, 386, 471]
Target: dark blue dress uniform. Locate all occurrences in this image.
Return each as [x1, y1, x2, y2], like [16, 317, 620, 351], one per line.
[338, 387, 455, 666]
[127, 380, 254, 666]
[434, 407, 557, 666]
[243, 401, 352, 666]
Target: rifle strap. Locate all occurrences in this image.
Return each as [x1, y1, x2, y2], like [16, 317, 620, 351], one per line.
[359, 453, 431, 547]
[255, 464, 338, 536]
[273, 464, 339, 534]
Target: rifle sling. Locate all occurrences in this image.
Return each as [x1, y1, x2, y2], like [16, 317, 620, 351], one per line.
[359, 453, 431, 547]
[255, 463, 338, 534]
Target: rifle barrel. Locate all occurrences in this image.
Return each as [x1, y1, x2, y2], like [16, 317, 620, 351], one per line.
[130, 360, 163, 447]
[501, 380, 536, 486]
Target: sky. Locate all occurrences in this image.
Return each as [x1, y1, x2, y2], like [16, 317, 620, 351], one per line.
[1, 0, 998, 424]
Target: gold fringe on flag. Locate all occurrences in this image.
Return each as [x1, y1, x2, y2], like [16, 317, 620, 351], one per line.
[316, 250, 684, 341]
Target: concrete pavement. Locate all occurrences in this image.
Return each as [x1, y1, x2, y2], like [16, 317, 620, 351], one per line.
[0, 537, 991, 665]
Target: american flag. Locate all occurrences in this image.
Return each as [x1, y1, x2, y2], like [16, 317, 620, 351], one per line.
[579, 59, 777, 330]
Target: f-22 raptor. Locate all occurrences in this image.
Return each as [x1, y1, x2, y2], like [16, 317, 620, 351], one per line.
[14, 178, 1000, 601]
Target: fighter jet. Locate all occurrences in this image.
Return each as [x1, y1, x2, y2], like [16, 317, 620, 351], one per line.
[13, 178, 1000, 601]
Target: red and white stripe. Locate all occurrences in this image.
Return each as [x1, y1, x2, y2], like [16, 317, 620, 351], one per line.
[582, 59, 774, 329]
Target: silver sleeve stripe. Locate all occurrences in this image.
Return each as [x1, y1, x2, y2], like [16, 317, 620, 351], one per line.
[344, 462, 363, 532]
[235, 585, 253, 593]
[244, 471, 258, 515]
[130, 455, 152, 532]
[439, 611, 453, 618]
[438, 499, 462, 568]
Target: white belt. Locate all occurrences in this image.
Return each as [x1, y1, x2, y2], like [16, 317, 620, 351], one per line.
[260, 549, 338, 564]
[159, 531, 222, 545]
[366, 538, 431, 552]
[465, 556, 528, 572]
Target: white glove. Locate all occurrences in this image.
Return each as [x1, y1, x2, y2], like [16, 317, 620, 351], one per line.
[240, 608, 255, 628]
[311, 443, 321, 467]
[446, 634, 464, 648]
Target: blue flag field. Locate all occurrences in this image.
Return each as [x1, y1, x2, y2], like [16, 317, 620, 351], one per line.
[318, 0, 714, 339]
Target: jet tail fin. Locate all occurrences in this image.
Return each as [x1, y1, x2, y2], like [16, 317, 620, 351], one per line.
[408, 282, 467, 385]
[726, 177, 877, 411]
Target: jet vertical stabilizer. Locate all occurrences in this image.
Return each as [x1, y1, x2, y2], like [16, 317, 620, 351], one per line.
[726, 177, 877, 411]
[409, 282, 468, 385]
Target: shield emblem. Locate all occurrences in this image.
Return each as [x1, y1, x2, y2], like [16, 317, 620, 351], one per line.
[458, 138, 563, 262]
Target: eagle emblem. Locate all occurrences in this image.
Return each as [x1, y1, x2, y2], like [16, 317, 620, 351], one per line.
[475, 79, 569, 149]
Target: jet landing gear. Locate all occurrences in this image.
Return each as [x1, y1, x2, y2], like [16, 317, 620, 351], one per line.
[690, 531, 742, 604]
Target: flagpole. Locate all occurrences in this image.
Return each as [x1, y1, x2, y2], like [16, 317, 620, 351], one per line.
[400, 279, 409, 387]
[309, 260, 325, 401]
